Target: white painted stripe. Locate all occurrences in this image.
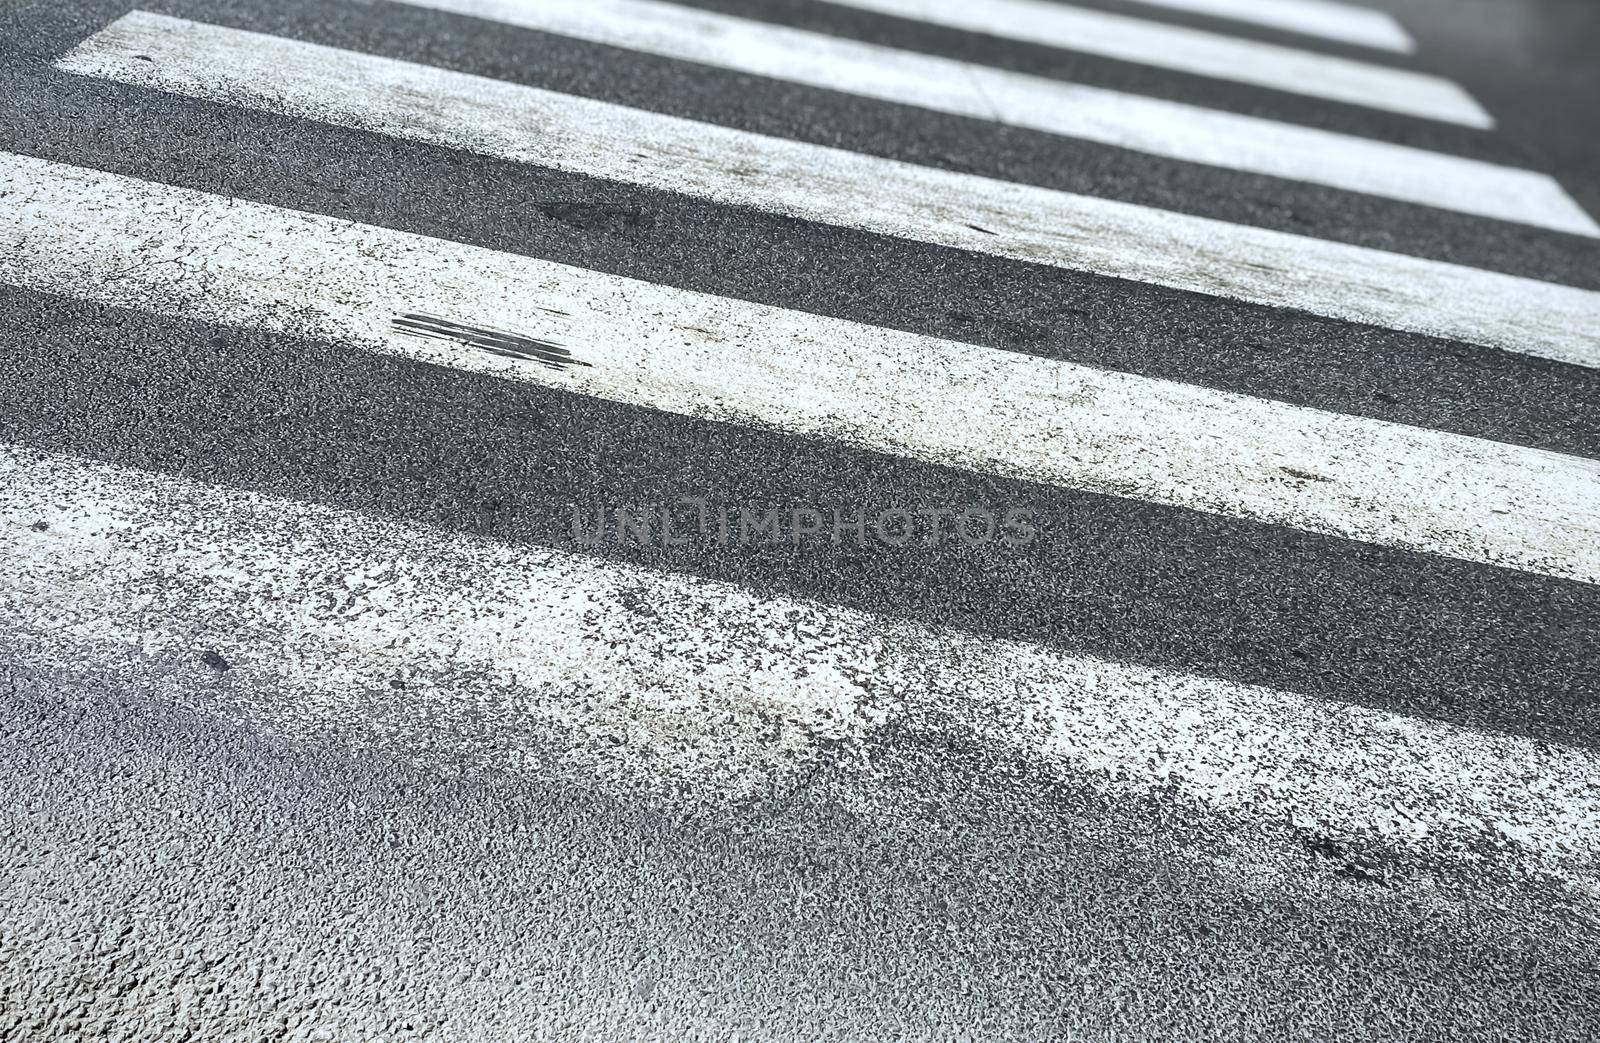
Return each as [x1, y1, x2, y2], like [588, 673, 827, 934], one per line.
[1123, 0, 1415, 53]
[391, 0, 1594, 235]
[4, 444, 1598, 884]
[56, 14, 1600, 365]
[824, 0, 1487, 125]
[5, 153, 1599, 585]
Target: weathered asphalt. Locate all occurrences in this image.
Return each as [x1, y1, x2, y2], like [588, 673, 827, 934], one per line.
[1, 0, 1597, 1039]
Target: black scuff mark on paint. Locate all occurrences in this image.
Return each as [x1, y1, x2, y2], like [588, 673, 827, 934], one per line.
[133, 54, 154, 62]
[673, 323, 725, 342]
[29, 520, 48, 532]
[392, 314, 591, 371]
[1280, 466, 1331, 483]
[965, 223, 998, 235]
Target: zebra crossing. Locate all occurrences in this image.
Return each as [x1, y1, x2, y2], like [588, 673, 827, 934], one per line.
[1114, 0, 1417, 51]
[3, 0, 1599, 1037]
[7, 442, 1597, 878]
[797, 0, 1492, 122]
[50, 12, 1600, 361]
[326, 0, 1593, 232]
[10, 152, 1600, 584]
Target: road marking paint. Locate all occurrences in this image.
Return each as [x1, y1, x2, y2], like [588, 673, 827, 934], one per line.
[4, 444, 1598, 882]
[56, 14, 1600, 363]
[5, 152, 1600, 584]
[1120, 0, 1415, 53]
[382, 0, 1592, 234]
[813, 0, 1486, 125]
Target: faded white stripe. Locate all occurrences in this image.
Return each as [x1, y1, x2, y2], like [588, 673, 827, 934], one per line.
[826, 0, 1485, 124]
[386, 0, 1593, 234]
[3, 444, 1597, 884]
[1123, 0, 1414, 53]
[55, 14, 1600, 365]
[4, 152, 1599, 584]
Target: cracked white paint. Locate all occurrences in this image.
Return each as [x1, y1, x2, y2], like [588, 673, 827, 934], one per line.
[3, 152, 1600, 584]
[389, 0, 1591, 233]
[3, 444, 1599, 886]
[0, 449, 898, 795]
[54, 14, 1600, 363]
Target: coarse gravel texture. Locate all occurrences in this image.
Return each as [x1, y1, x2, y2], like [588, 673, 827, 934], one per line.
[4, 668, 1600, 1042]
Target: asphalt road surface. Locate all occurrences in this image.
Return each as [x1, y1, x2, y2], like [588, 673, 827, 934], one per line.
[2, 0, 1599, 1039]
